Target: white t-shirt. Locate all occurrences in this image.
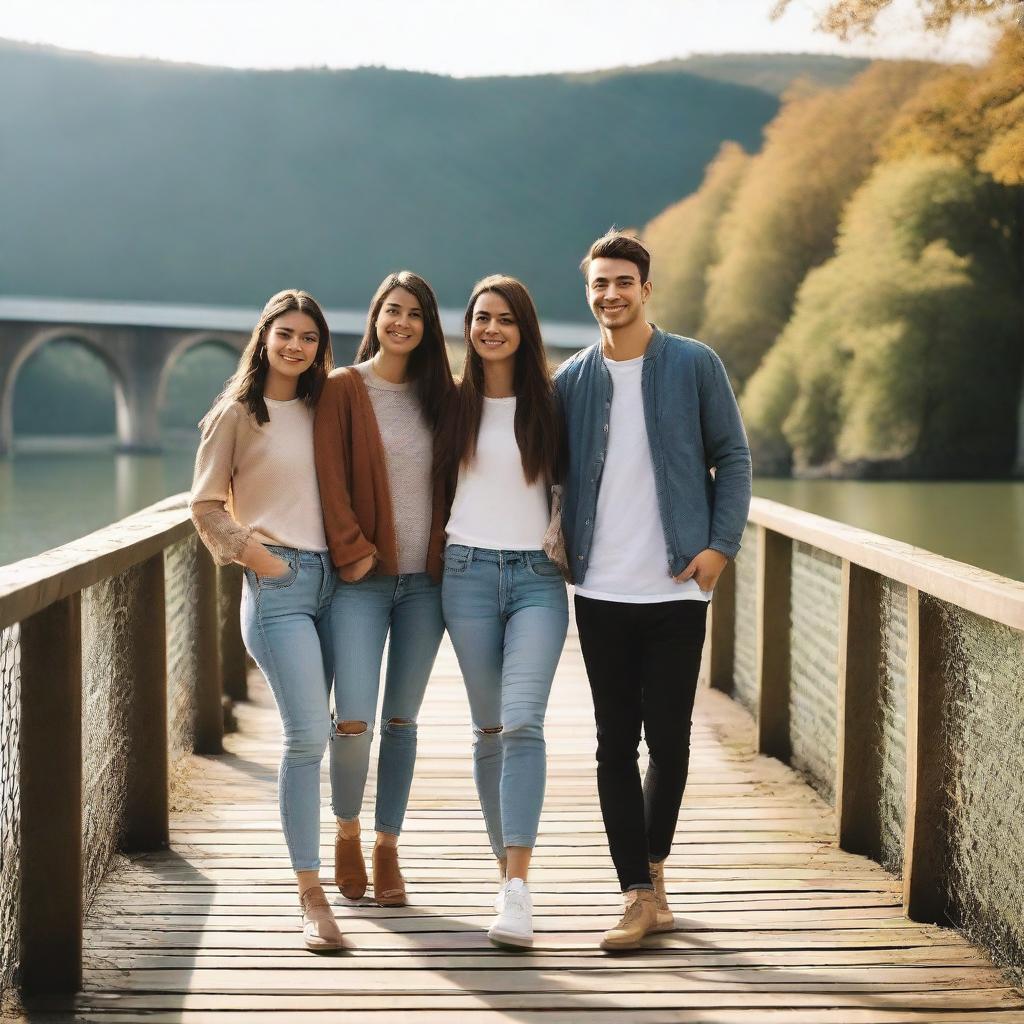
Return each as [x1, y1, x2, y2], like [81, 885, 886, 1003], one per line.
[574, 356, 710, 604]
[445, 397, 550, 551]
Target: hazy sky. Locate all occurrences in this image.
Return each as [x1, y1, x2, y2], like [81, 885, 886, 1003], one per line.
[0, 0, 1000, 74]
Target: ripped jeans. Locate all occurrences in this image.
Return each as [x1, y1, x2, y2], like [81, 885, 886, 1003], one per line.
[442, 545, 568, 859]
[328, 572, 445, 834]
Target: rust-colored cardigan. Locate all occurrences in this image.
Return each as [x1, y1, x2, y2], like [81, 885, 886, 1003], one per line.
[313, 367, 446, 583]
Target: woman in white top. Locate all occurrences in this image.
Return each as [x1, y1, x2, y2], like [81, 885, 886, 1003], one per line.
[190, 289, 344, 953]
[438, 274, 568, 949]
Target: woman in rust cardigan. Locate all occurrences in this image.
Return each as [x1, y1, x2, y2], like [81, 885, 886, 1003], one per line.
[313, 271, 454, 907]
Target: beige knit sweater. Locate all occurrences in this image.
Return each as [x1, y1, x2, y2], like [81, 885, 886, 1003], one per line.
[354, 362, 433, 574]
[190, 398, 327, 565]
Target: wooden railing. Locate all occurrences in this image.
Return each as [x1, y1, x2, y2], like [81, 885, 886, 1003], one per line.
[0, 495, 245, 993]
[3, 493, 1022, 993]
[708, 497, 1024, 943]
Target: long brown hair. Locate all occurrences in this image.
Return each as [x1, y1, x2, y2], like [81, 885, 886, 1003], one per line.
[200, 289, 333, 433]
[355, 271, 454, 430]
[437, 275, 561, 487]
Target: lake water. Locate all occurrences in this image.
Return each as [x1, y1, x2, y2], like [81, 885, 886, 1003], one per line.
[1, 448, 1022, 581]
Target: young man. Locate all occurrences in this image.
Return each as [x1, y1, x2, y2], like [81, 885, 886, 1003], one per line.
[554, 230, 751, 950]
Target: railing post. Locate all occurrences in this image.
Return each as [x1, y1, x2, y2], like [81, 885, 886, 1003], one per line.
[193, 541, 224, 754]
[756, 526, 792, 761]
[835, 560, 883, 858]
[903, 587, 950, 923]
[122, 553, 169, 851]
[19, 594, 82, 993]
[709, 558, 736, 694]
[218, 563, 247, 702]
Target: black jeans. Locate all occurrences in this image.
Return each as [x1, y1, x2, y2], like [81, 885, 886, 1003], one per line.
[575, 594, 709, 892]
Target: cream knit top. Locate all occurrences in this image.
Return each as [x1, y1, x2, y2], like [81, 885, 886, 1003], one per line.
[190, 397, 327, 565]
[354, 361, 433, 574]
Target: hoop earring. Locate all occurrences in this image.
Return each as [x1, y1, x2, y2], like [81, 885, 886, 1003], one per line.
[260, 347, 268, 364]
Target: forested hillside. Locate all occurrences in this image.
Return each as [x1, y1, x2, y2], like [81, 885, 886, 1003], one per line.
[646, 30, 1024, 478]
[0, 40, 796, 322]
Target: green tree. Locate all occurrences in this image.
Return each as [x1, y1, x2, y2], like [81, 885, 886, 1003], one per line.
[742, 155, 1023, 475]
[645, 142, 750, 336]
[700, 61, 937, 385]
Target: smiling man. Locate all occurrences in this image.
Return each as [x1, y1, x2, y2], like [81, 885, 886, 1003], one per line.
[554, 230, 751, 950]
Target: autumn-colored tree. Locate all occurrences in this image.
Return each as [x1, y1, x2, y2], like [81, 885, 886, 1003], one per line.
[884, 27, 1024, 184]
[742, 155, 1023, 475]
[770, 0, 1021, 38]
[699, 61, 937, 385]
[645, 142, 750, 336]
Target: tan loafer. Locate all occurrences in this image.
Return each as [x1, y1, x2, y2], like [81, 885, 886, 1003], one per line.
[600, 889, 661, 951]
[335, 832, 367, 900]
[300, 885, 345, 952]
[373, 842, 407, 907]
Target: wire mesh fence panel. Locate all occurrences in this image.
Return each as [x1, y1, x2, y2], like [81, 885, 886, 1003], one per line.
[165, 536, 199, 772]
[943, 603, 1024, 985]
[878, 578, 909, 875]
[80, 567, 143, 907]
[787, 542, 842, 803]
[0, 625, 20, 991]
[732, 524, 759, 715]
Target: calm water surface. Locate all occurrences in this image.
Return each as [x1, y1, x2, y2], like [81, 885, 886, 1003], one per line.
[753, 478, 1024, 582]
[1, 451, 1022, 581]
[0, 448, 197, 567]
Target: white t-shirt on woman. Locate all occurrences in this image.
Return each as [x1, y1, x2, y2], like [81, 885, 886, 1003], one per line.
[445, 396, 550, 551]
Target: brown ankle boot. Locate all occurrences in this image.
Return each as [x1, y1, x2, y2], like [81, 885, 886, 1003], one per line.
[600, 889, 661, 951]
[373, 842, 407, 907]
[335, 831, 367, 900]
[299, 885, 345, 952]
[648, 861, 675, 932]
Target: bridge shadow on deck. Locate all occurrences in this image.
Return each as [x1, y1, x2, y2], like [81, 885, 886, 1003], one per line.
[15, 629, 1024, 1023]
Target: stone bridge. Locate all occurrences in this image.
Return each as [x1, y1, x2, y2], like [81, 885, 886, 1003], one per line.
[0, 297, 594, 455]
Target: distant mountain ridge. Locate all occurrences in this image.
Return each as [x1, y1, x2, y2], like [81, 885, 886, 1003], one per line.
[0, 40, 871, 320]
[571, 52, 872, 95]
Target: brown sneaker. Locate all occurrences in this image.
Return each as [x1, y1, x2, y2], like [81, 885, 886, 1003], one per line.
[373, 842, 407, 907]
[600, 889, 662, 951]
[335, 832, 367, 900]
[300, 885, 345, 952]
[649, 861, 675, 932]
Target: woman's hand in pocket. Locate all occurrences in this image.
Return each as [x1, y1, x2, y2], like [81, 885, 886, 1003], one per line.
[240, 540, 290, 579]
[340, 552, 377, 583]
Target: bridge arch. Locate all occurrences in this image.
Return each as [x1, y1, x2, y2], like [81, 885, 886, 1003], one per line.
[155, 331, 247, 417]
[0, 327, 132, 453]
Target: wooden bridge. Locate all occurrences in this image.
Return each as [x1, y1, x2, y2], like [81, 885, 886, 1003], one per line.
[1, 495, 1023, 1021]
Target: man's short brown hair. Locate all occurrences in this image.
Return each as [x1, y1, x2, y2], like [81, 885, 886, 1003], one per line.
[580, 229, 651, 285]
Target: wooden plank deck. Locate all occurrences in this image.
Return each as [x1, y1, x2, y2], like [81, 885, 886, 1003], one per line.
[17, 621, 1024, 1022]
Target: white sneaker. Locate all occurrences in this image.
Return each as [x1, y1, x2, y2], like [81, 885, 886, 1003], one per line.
[494, 864, 507, 912]
[488, 878, 533, 949]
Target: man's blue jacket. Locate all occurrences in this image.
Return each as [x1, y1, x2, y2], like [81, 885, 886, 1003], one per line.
[553, 327, 752, 585]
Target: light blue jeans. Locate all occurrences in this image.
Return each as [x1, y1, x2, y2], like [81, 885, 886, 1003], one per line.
[441, 545, 568, 859]
[240, 546, 336, 872]
[329, 572, 445, 834]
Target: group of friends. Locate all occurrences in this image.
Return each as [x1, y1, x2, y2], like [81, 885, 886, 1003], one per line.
[189, 229, 753, 954]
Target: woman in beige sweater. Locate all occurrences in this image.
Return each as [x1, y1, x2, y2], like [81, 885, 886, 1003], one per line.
[190, 289, 344, 952]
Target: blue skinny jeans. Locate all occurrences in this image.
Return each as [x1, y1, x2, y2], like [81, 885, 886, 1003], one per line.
[239, 546, 336, 872]
[328, 572, 445, 834]
[441, 545, 568, 859]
